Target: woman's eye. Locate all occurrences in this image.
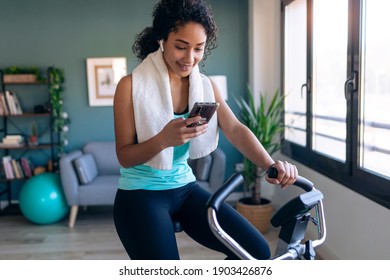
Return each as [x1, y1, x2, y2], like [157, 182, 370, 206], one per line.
[175, 46, 203, 52]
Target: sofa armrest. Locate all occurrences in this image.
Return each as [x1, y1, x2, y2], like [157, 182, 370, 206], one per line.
[59, 150, 83, 205]
[208, 148, 226, 193]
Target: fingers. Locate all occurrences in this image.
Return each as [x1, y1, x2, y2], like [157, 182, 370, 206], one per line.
[186, 116, 207, 128]
[170, 117, 208, 143]
[184, 126, 208, 140]
[188, 123, 208, 138]
[272, 160, 298, 189]
[184, 116, 208, 135]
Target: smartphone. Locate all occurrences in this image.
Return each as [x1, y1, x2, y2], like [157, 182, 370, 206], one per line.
[186, 102, 219, 127]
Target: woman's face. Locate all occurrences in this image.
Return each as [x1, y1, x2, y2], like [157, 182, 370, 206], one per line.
[162, 22, 207, 78]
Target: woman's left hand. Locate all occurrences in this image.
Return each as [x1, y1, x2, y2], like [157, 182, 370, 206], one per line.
[265, 160, 298, 189]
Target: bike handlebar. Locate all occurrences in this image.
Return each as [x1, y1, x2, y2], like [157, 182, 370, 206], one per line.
[206, 173, 244, 211]
[206, 167, 315, 212]
[267, 167, 314, 192]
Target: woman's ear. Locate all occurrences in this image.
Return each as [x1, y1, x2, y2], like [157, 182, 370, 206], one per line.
[159, 40, 164, 52]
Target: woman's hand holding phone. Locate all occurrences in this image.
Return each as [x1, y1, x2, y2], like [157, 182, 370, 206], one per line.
[157, 102, 217, 148]
[186, 115, 208, 128]
[186, 102, 219, 127]
[157, 116, 208, 148]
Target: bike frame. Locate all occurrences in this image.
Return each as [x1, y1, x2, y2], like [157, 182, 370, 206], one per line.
[206, 173, 327, 260]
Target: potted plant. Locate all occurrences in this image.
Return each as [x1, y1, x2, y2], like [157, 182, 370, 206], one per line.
[49, 67, 70, 158]
[28, 122, 39, 146]
[235, 86, 286, 234]
[3, 66, 44, 83]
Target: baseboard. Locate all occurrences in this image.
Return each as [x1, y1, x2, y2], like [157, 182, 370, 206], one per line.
[316, 246, 339, 260]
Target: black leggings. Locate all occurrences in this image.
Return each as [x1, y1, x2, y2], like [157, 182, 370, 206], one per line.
[113, 182, 270, 260]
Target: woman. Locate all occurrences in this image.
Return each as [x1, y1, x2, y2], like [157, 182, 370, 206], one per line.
[113, 0, 297, 260]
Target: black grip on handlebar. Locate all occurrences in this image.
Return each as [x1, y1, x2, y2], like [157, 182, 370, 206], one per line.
[206, 173, 244, 211]
[267, 167, 314, 192]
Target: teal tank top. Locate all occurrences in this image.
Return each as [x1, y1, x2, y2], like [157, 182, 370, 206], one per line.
[118, 112, 196, 191]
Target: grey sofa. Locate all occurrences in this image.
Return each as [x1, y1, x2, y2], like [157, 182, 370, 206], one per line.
[59, 141, 226, 228]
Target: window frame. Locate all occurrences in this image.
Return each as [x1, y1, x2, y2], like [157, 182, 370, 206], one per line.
[281, 0, 390, 209]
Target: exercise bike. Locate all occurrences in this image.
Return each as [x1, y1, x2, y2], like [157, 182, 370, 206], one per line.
[206, 167, 326, 260]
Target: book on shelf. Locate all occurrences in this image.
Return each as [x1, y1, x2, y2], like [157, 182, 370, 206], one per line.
[0, 143, 25, 148]
[5, 91, 17, 115]
[20, 157, 33, 178]
[12, 92, 23, 115]
[11, 159, 23, 179]
[3, 134, 22, 139]
[0, 92, 4, 116]
[0, 92, 10, 116]
[3, 134, 24, 143]
[0, 134, 25, 147]
[1, 156, 33, 179]
[0, 91, 23, 115]
[2, 156, 15, 179]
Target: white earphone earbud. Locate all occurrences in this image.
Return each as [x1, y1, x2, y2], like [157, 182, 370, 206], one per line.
[159, 40, 164, 52]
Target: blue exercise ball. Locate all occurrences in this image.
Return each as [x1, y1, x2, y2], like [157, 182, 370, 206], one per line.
[19, 173, 69, 225]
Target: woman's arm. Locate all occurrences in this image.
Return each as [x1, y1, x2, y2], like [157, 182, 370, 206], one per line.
[113, 75, 164, 167]
[113, 75, 208, 168]
[211, 81, 297, 188]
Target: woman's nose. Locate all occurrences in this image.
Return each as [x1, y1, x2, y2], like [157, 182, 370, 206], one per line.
[183, 50, 195, 64]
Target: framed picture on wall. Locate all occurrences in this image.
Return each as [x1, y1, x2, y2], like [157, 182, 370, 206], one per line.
[86, 57, 127, 106]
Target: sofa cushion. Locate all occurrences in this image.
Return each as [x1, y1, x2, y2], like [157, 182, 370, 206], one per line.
[77, 175, 118, 205]
[83, 142, 121, 175]
[73, 154, 98, 185]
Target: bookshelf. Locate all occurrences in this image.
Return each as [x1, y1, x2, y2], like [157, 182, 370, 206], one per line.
[0, 67, 60, 213]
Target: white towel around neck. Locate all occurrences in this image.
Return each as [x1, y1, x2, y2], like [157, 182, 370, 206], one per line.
[132, 49, 219, 170]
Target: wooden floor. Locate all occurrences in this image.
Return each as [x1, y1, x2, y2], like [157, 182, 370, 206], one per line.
[0, 206, 281, 260]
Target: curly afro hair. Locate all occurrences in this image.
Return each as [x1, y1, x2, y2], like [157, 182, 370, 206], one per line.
[132, 0, 218, 62]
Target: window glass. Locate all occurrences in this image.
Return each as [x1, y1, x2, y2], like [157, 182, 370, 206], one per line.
[284, 0, 307, 146]
[360, 0, 390, 179]
[311, 0, 348, 161]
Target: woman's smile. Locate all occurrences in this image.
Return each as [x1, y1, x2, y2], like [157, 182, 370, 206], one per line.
[176, 62, 193, 72]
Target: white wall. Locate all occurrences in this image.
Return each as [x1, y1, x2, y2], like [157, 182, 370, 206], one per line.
[248, 0, 281, 101]
[249, 0, 390, 260]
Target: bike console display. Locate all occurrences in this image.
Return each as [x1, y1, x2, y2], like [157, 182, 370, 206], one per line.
[271, 190, 324, 228]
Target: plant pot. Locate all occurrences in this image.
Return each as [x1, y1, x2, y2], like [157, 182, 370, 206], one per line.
[4, 74, 37, 83]
[236, 197, 273, 234]
[29, 135, 38, 146]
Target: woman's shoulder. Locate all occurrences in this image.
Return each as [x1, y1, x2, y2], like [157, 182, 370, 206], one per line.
[119, 74, 132, 84]
[115, 74, 133, 99]
[117, 74, 133, 90]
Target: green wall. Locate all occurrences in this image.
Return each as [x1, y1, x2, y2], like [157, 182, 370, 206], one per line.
[0, 0, 248, 179]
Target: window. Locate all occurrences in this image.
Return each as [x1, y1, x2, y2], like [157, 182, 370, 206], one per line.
[359, 0, 390, 179]
[282, 0, 390, 209]
[284, 0, 307, 147]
